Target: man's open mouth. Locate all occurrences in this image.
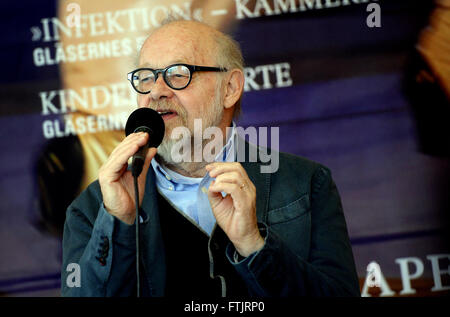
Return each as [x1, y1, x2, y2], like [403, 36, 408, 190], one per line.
[156, 109, 178, 120]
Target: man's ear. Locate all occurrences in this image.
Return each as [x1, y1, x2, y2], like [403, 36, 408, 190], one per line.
[223, 69, 244, 110]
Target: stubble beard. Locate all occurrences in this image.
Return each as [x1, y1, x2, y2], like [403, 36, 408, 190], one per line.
[155, 90, 224, 174]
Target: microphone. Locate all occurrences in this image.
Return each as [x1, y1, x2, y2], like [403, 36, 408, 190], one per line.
[125, 108, 165, 177]
[124, 108, 165, 297]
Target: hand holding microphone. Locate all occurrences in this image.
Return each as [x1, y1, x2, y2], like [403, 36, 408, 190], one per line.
[98, 108, 164, 225]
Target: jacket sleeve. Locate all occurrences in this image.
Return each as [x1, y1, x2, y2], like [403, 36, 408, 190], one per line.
[61, 194, 137, 297]
[227, 166, 361, 296]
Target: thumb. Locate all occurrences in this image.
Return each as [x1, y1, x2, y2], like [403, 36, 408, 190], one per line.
[143, 147, 157, 171]
[137, 147, 157, 202]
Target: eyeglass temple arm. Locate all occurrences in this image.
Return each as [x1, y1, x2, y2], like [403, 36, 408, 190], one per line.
[192, 66, 227, 72]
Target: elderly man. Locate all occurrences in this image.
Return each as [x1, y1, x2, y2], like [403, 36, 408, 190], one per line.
[61, 19, 360, 297]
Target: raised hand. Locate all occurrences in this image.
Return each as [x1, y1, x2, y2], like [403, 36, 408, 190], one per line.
[206, 162, 264, 257]
[98, 132, 157, 225]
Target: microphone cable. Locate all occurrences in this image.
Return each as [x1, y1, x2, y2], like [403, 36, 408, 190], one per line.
[125, 107, 166, 298]
[133, 174, 141, 297]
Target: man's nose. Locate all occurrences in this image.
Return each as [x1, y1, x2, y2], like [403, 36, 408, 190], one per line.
[149, 75, 174, 101]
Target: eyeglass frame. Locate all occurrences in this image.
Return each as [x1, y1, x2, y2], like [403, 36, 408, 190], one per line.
[127, 63, 228, 94]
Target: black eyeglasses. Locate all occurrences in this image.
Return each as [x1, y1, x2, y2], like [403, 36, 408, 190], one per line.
[127, 63, 228, 94]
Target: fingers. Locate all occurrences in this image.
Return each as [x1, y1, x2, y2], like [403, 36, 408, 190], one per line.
[206, 162, 248, 179]
[100, 132, 149, 182]
[136, 147, 157, 203]
[207, 178, 252, 216]
[110, 132, 148, 161]
[144, 147, 158, 167]
[213, 172, 243, 190]
[138, 147, 157, 183]
[206, 162, 254, 193]
[209, 177, 248, 207]
[209, 180, 241, 195]
[206, 180, 225, 209]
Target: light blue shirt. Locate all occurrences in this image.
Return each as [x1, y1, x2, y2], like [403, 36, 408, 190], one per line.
[151, 123, 237, 236]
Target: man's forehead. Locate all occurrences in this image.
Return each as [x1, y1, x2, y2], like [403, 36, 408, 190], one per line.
[138, 24, 216, 68]
[138, 57, 192, 69]
[139, 47, 214, 69]
[139, 41, 203, 68]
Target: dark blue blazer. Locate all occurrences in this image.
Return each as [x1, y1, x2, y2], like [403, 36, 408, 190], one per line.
[61, 142, 360, 297]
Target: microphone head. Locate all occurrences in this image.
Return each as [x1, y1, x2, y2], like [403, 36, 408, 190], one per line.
[125, 108, 165, 148]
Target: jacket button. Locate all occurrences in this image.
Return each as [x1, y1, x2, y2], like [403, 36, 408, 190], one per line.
[100, 237, 109, 249]
[96, 256, 106, 266]
[96, 236, 109, 266]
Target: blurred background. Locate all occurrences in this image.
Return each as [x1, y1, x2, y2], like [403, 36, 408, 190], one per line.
[0, 0, 449, 297]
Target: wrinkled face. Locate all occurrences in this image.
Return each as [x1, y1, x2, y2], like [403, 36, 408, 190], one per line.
[137, 23, 225, 156]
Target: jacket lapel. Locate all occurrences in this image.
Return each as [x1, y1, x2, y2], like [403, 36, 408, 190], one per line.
[140, 167, 166, 296]
[238, 137, 271, 224]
